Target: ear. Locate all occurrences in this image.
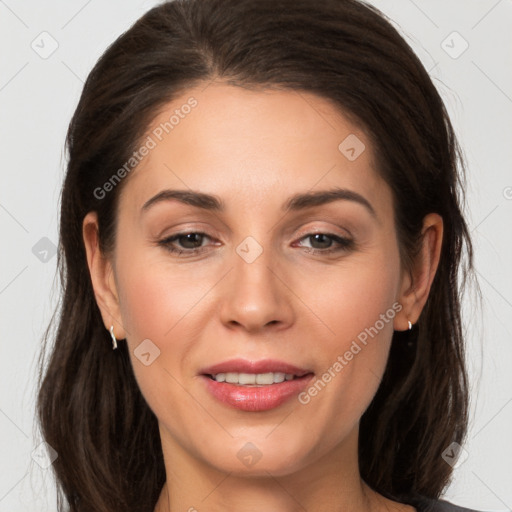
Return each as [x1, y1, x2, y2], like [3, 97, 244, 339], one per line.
[82, 211, 126, 340]
[394, 213, 443, 331]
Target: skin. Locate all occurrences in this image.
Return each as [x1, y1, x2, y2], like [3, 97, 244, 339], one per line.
[83, 83, 443, 512]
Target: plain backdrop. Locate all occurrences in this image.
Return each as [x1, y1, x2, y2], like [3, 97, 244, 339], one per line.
[1, 1, 511, 510]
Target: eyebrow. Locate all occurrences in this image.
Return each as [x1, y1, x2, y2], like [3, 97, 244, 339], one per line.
[141, 187, 376, 218]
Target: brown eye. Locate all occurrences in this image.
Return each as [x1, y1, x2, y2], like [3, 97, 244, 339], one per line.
[158, 232, 214, 256]
[174, 233, 205, 249]
[296, 233, 354, 254]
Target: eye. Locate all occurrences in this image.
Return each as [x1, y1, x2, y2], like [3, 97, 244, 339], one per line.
[157, 231, 354, 257]
[158, 232, 214, 256]
[295, 233, 354, 254]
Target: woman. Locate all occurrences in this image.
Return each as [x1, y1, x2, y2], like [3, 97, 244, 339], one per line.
[37, 0, 480, 510]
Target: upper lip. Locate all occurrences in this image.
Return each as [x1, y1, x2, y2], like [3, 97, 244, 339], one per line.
[200, 358, 313, 377]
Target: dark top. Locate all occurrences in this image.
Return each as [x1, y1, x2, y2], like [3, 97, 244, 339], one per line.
[415, 497, 484, 512]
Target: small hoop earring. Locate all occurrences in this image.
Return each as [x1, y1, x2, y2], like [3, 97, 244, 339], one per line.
[408, 320, 413, 331]
[109, 325, 118, 350]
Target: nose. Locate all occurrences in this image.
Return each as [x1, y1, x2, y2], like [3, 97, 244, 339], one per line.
[218, 242, 295, 334]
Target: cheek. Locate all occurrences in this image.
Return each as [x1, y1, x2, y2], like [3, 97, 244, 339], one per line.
[317, 250, 400, 348]
[115, 253, 207, 342]
[117, 269, 171, 340]
[318, 288, 396, 394]
[303, 246, 401, 409]
[114, 258, 202, 425]
[113, 246, 229, 398]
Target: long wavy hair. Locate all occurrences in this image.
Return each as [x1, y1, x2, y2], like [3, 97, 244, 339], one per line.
[37, 0, 474, 510]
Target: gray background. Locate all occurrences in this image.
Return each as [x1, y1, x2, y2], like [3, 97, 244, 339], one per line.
[1, 0, 511, 510]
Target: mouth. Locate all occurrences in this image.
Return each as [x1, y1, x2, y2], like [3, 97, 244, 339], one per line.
[205, 371, 307, 386]
[200, 358, 312, 379]
[199, 359, 314, 411]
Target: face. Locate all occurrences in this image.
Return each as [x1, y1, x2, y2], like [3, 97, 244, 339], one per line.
[90, 83, 413, 477]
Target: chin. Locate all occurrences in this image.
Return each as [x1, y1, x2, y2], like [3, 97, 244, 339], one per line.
[199, 436, 314, 477]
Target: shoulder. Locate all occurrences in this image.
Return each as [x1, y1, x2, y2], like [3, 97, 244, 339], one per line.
[414, 497, 491, 512]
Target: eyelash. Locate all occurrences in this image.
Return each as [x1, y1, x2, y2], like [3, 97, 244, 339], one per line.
[157, 231, 354, 257]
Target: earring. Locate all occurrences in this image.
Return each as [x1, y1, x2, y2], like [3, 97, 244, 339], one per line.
[408, 320, 413, 331]
[109, 325, 118, 350]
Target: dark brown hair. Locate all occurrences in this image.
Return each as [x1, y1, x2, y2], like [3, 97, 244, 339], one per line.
[37, 0, 474, 510]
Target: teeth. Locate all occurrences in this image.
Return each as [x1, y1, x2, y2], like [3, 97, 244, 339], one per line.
[212, 372, 297, 385]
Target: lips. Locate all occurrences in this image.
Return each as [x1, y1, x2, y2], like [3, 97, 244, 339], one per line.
[200, 358, 312, 378]
[199, 358, 314, 412]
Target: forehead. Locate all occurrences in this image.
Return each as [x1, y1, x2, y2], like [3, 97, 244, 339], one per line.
[118, 82, 392, 219]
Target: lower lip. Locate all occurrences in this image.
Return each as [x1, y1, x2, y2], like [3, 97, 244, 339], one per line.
[201, 374, 314, 412]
